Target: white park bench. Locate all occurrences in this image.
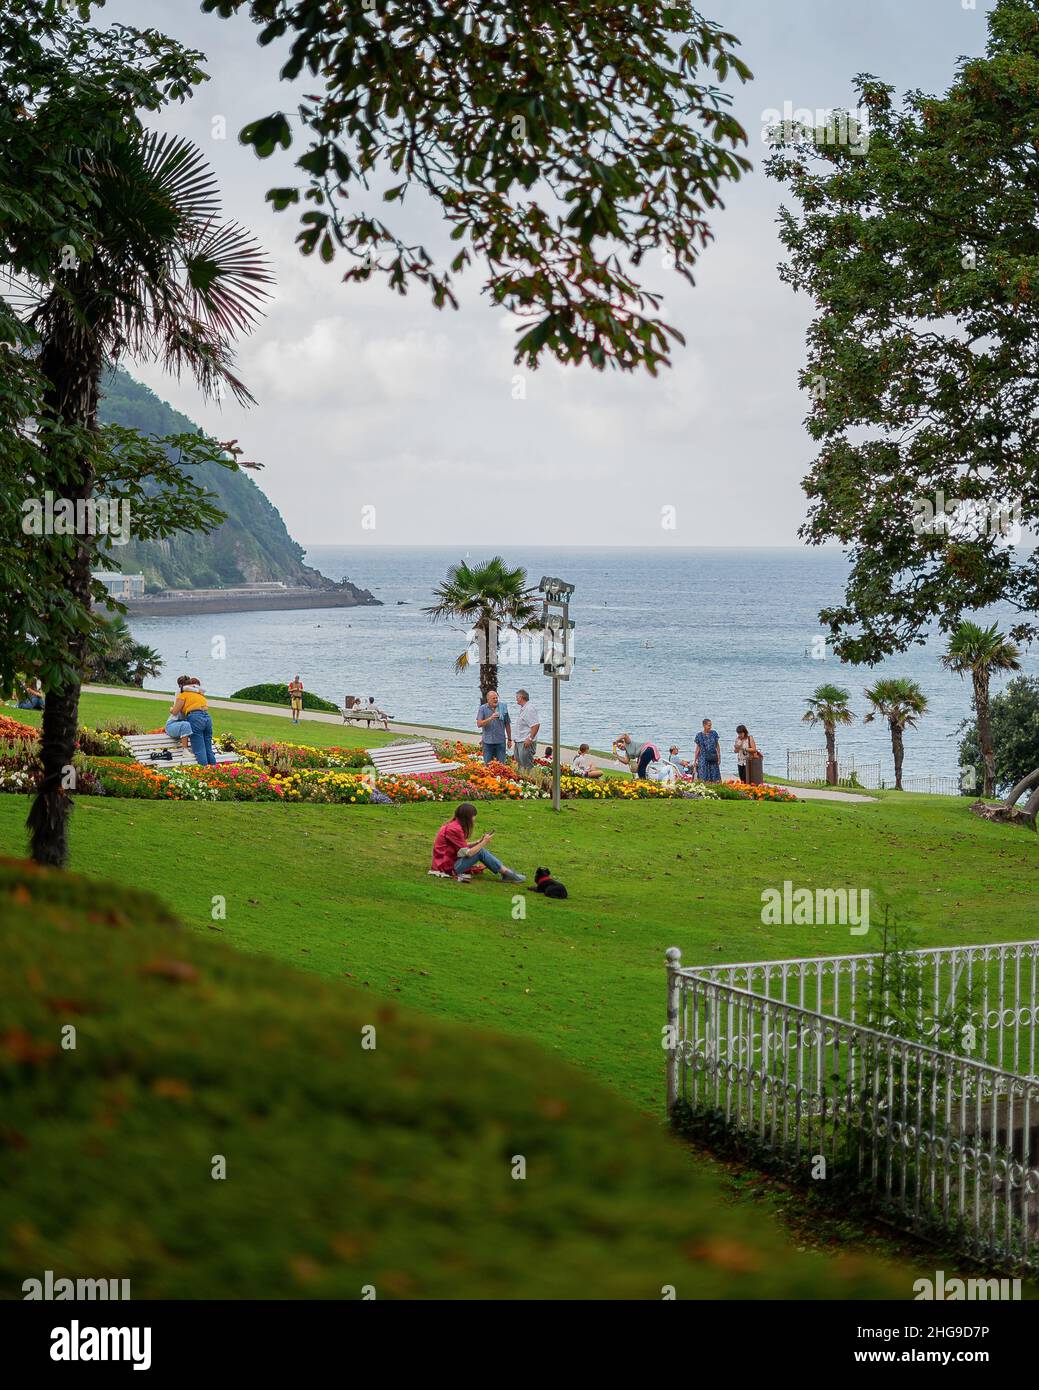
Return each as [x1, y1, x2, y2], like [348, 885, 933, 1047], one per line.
[123, 733, 241, 768]
[342, 701, 393, 729]
[368, 740, 460, 778]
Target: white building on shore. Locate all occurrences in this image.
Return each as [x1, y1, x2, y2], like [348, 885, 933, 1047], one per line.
[91, 572, 145, 600]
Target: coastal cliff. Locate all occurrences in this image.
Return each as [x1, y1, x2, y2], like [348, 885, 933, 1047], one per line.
[98, 369, 376, 605]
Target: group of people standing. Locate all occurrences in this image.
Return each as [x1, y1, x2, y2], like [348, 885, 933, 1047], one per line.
[612, 720, 759, 783]
[476, 689, 541, 768]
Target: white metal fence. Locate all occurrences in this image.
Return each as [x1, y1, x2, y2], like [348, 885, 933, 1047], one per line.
[666, 941, 1039, 1269]
[786, 748, 968, 795]
[785, 747, 881, 789]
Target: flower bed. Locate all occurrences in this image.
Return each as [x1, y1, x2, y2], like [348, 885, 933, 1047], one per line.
[722, 780, 798, 803]
[92, 761, 179, 800]
[0, 715, 37, 741]
[77, 726, 133, 758]
[231, 740, 370, 773]
[0, 723, 799, 806]
[164, 765, 288, 802]
[559, 775, 721, 801]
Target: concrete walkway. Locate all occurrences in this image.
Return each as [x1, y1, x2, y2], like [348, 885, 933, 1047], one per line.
[82, 685, 876, 802]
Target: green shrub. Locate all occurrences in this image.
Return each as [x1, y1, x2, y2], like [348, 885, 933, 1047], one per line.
[0, 859, 904, 1299]
[230, 683, 339, 713]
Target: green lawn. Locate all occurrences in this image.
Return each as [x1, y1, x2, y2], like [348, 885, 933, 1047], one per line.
[1, 697, 1035, 1115]
[0, 856, 908, 1298]
[11, 692, 402, 750]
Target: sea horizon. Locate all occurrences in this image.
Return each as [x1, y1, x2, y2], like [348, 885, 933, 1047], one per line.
[124, 545, 1038, 786]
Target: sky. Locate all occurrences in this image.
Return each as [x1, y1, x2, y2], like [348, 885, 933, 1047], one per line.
[102, 0, 998, 549]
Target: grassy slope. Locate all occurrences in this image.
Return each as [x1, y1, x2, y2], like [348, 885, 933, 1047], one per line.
[1, 762, 1034, 1116]
[14, 693, 399, 750]
[0, 858, 904, 1299]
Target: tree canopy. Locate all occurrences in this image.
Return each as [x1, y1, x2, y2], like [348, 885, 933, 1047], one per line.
[768, 0, 1039, 663]
[0, 1, 249, 698]
[201, 0, 752, 373]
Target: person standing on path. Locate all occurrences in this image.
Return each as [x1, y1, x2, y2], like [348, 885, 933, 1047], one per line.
[476, 689, 511, 765]
[512, 689, 541, 770]
[288, 674, 304, 724]
[693, 718, 721, 781]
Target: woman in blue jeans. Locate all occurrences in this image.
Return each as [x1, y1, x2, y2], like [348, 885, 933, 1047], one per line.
[187, 707, 217, 765]
[430, 803, 526, 884]
[171, 676, 218, 766]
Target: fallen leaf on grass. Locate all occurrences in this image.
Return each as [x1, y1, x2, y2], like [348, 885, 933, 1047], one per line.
[138, 959, 200, 984]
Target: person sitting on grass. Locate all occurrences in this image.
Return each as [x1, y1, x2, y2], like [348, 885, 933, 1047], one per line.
[16, 679, 44, 711]
[571, 744, 602, 779]
[429, 802, 526, 884]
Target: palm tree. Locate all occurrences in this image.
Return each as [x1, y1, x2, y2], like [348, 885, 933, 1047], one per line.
[21, 130, 269, 865]
[940, 621, 1021, 798]
[863, 677, 929, 791]
[802, 684, 854, 785]
[425, 557, 540, 696]
[86, 615, 162, 688]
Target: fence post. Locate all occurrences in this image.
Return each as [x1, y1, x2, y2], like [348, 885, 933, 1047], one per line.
[666, 947, 682, 1118]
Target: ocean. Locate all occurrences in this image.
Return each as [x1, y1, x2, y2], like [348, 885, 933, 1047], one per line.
[126, 546, 1038, 783]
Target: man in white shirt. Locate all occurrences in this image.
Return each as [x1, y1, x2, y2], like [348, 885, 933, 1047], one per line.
[512, 689, 541, 770]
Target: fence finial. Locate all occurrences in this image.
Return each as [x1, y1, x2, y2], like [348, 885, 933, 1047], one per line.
[665, 947, 682, 966]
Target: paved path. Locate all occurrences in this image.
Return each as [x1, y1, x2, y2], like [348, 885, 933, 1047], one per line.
[82, 685, 876, 802]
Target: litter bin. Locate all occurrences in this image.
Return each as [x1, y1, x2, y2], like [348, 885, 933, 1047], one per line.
[747, 752, 764, 785]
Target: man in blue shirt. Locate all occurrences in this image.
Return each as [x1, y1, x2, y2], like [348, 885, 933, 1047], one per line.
[476, 689, 511, 765]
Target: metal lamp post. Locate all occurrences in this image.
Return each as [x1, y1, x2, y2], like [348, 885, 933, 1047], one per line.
[538, 575, 575, 811]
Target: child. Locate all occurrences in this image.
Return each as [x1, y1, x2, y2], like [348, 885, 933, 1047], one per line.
[571, 744, 602, 779]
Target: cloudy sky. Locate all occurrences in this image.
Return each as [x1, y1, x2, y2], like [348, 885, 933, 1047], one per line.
[103, 0, 996, 548]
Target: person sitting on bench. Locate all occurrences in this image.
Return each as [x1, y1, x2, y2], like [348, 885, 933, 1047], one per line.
[165, 677, 195, 750]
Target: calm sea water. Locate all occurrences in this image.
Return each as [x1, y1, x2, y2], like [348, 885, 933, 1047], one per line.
[127, 546, 1038, 782]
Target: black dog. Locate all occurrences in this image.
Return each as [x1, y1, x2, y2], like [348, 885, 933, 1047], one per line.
[533, 867, 568, 900]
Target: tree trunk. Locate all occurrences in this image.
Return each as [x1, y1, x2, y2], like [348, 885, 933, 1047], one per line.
[26, 308, 101, 867]
[974, 671, 995, 798]
[825, 725, 837, 785]
[477, 616, 498, 700]
[889, 718, 905, 791]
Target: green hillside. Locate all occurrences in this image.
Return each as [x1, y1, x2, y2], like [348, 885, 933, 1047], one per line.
[0, 855, 905, 1299]
[97, 369, 332, 593]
